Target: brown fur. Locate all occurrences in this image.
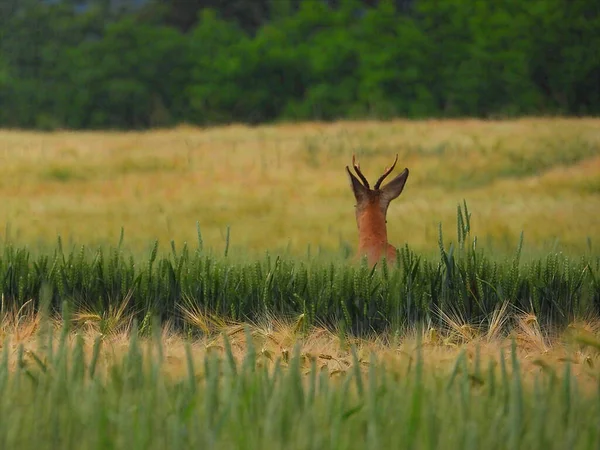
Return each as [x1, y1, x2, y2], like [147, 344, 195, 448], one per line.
[346, 154, 409, 266]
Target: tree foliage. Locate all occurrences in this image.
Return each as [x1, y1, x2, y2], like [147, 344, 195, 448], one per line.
[0, 0, 598, 129]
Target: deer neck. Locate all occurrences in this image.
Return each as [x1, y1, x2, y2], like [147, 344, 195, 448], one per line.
[356, 206, 389, 259]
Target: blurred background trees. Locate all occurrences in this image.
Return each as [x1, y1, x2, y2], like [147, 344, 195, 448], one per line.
[0, 0, 598, 129]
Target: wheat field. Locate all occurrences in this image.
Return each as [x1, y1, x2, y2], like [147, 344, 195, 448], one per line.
[1, 306, 599, 449]
[1, 118, 599, 257]
[1, 118, 600, 448]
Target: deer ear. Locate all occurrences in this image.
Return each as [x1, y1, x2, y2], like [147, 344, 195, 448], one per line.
[380, 168, 409, 204]
[346, 166, 369, 203]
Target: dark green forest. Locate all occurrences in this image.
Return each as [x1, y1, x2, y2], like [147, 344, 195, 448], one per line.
[0, 0, 598, 129]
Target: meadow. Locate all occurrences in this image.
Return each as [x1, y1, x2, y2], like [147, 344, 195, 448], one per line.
[1, 118, 600, 448]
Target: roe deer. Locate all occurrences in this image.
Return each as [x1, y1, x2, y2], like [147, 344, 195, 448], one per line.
[346, 154, 409, 266]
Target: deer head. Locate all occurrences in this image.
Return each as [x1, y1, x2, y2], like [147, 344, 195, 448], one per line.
[346, 154, 409, 265]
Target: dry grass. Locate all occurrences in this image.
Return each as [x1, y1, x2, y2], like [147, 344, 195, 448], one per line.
[2, 299, 600, 392]
[1, 118, 599, 256]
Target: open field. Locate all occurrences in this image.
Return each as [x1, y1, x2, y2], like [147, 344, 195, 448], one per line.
[1, 311, 600, 449]
[1, 118, 599, 257]
[1, 118, 600, 448]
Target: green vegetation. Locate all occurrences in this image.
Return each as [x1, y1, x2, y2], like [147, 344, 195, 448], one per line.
[2, 204, 598, 336]
[1, 0, 599, 129]
[1, 316, 599, 449]
[3, 1, 599, 444]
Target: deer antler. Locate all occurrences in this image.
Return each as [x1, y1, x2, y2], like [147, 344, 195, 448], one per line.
[374, 154, 399, 190]
[352, 154, 370, 189]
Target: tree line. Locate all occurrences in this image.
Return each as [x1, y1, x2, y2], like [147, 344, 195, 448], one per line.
[0, 0, 598, 129]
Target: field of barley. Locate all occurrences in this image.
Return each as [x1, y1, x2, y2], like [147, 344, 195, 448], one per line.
[1, 118, 600, 449]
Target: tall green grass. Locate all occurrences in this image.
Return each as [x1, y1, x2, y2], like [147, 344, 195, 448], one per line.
[1, 205, 599, 335]
[1, 320, 599, 449]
